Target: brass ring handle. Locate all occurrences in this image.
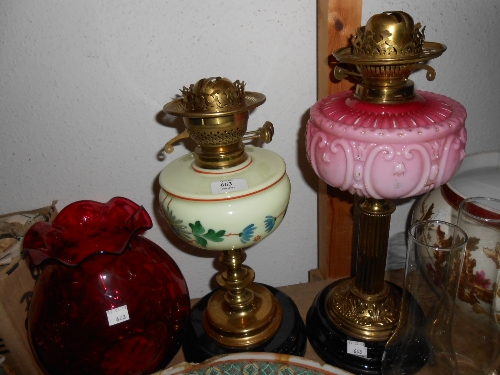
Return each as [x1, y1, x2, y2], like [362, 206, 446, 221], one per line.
[242, 121, 274, 144]
[163, 130, 189, 154]
[411, 63, 436, 81]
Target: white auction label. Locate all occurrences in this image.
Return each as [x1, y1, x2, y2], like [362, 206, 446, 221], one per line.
[211, 179, 248, 194]
[106, 305, 130, 326]
[347, 340, 368, 358]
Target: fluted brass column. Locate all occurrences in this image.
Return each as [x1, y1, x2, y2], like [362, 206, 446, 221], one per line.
[325, 198, 401, 342]
[355, 199, 395, 294]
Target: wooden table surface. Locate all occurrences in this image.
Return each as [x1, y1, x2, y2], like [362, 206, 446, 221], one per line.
[165, 270, 405, 369]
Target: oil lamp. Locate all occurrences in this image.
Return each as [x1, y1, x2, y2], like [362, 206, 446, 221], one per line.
[158, 77, 306, 362]
[305, 11, 467, 374]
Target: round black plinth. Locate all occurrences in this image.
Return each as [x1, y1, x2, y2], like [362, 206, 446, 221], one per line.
[306, 279, 388, 375]
[182, 283, 307, 363]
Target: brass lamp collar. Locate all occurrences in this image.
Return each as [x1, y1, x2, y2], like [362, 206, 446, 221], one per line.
[333, 11, 447, 104]
[162, 77, 273, 169]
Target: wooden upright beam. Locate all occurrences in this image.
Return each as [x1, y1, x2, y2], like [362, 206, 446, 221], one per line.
[316, 0, 362, 280]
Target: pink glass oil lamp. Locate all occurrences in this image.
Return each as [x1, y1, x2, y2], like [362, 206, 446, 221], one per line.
[305, 11, 467, 375]
[158, 77, 306, 362]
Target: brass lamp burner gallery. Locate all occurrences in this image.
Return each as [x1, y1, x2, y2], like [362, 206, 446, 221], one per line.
[333, 11, 446, 103]
[164, 78, 264, 117]
[163, 77, 273, 169]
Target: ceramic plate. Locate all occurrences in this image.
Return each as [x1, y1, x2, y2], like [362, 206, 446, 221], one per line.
[154, 353, 353, 375]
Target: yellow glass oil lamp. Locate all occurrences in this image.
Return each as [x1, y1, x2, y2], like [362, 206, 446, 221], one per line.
[158, 77, 306, 362]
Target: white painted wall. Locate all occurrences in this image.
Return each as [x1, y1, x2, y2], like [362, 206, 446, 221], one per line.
[1, 0, 499, 298]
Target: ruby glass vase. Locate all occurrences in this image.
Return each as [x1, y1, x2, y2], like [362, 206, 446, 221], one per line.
[23, 197, 190, 375]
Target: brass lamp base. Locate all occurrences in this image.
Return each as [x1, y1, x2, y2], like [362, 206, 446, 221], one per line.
[307, 280, 401, 375]
[204, 283, 283, 348]
[182, 249, 306, 363]
[325, 278, 401, 342]
[183, 283, 306, 363]
[202, 250, 284, 349]
[307, 198, 402, 375]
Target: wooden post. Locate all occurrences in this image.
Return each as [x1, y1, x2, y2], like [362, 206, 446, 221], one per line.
[315, 0, 362, 280]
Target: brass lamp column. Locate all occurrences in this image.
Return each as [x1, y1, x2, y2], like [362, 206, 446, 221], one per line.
[305, 11, 467, 375]
[205, 249, 282, 348]
[158, 77, 306, 362]
[326, 199, 400, 342]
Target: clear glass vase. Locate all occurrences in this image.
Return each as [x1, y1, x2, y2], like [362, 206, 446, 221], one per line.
[382, 220, 467, 375]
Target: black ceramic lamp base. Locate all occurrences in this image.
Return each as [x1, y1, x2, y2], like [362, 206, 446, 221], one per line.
[182, 283, 307, 363]
[306, 279, 388, 375]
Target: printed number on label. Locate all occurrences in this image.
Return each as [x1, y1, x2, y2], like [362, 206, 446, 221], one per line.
[211, 179, 248, 194]
[106, 305, 130, 326]
[347, 340, 368, 358]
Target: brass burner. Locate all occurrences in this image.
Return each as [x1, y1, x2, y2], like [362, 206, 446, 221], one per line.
[163, 77, 273, 169]
[333, 11, 446, 103]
